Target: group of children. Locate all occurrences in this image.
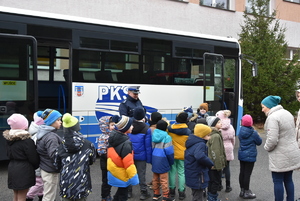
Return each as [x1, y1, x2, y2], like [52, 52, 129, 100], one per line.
[96, 103, 262, 201]
[3, 102, 262, 201]
[3, 109, 96, 201]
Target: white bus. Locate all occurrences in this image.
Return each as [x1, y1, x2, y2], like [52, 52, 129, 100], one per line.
[0, 8, 244, 158]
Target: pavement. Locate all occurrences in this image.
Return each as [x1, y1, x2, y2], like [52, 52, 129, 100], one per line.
[1, 129, 300, 201]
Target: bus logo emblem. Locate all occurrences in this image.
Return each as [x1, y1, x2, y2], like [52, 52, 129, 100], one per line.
[75, 86, 84, 97]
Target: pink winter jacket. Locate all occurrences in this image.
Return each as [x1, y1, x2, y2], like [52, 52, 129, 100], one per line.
[216, 110, 236, 161]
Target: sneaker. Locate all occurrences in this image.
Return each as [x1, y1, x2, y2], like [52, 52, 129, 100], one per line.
[153, 194, 162, 201]
[147, 181, 153, 189]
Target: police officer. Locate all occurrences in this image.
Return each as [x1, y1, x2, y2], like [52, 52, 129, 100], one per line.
[119, 86, 146, 118]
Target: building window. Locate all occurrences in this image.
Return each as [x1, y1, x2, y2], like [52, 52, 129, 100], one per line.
[284, 0, 300, 3]
[245, 0, 270, 15]
[200, 0, 230, 10]
[285, 48, 300, 61]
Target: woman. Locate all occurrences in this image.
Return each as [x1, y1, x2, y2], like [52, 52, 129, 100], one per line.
[261, 95, 300, 201]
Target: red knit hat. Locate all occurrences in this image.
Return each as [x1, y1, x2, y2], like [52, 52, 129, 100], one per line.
[241, 114, 253, 127]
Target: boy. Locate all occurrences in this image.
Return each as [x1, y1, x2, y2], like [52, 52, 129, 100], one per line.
[36, 108, 62, 201]
[197, 103, 209, 119]
[54, 113, 96, 201]
[185, 124, 214, 201]
[168, 112, 192, 200]
[152, 120, 174, 201]
[206, 116, 226, 201]
[128, 107, 152, 200]
[107, 115, 139, 201]
[97, 116, 115, 201]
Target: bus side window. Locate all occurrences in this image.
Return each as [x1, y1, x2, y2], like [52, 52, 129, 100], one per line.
[95, 70, 113, 83]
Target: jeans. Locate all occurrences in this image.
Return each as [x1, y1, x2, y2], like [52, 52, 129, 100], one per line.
[272, 171, 294, 201]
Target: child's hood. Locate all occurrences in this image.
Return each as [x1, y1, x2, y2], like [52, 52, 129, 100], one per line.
[152, 129, 167, 143]
[99, 116, 112, 134]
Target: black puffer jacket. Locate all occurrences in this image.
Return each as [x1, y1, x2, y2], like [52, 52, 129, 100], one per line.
[3, 130, 39, 190]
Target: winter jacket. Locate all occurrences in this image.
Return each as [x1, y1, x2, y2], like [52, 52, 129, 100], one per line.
[168, 123, 191, 160]
[186, 113, 198, 133]
[185, 134, 214, 190]
[207, 129, 226, 171]
[151, 128, 174, 173]
[54, 130, 96, 199]
[119, 95, 145, 118]
[107, 129, 139, 187]
[28, 121, 42, 176]
[97, 116, 112, 156]
[3, 130, 39, 190]
[220, 118, 235, 161]
[36, 125, 62, 173]
[128, 120, 152, 163]
[264, 105, 300, 172]
[238, 126, 262, 162]
[295, 89, 300, 148]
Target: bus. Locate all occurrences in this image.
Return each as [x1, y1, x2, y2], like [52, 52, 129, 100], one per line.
[0, 8, 244, 160]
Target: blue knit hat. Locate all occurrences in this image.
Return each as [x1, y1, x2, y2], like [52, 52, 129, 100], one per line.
[261, 96, 281, 109]
[38, 109, 62, 126]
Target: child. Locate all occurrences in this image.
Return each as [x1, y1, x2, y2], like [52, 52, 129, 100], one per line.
[238, 114, 262, 199]
[149, 112, 163, 133]
[36, 108, 63, 201]
[3, 114, 40, 201]
[54, 113, 96, 201]
[151, 120, 174, 201]
[168, 112, 192, 200]
[185, 124, 214, 201]
[26, 112, 45, 201]
[97, 116, 115, 201]
[107, 115, 139, 201]
[183, 106, 198, 133]
[206, 116, 226, 201]
[197, 103, 209, 119]
[216, 110, 235, 192]
[128, 107, 152, 200]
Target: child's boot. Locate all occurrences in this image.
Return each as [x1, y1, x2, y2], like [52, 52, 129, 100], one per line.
[243, 189, 256, 199]
[26, 198, 33, 201]
[162, 191, 175, 201]
[225, 181, 232, 192]
[207, 192, 221, 201]
[169, 187, 176, 199]
[140, 189, 151, 200]
[178, 189, 186, 200]
[239, 188, 245, 197]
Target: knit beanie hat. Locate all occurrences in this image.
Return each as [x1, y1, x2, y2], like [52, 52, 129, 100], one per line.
[7, 113, 28, 130]
[149, 112, 162, 125]
[261, 95, 281, 109]
[194, 124, 212, 138]
[206, 116, 220, 127]
[176, 112, 188, 123]
[62, 113, 80, 131]
[241, 114, 253, 127]
[33, 112, 44, 126]
[183, 106, 193, 118]
[38, 109, 62, 126]
[196, 118, 208, 125]
[114, 115, 133, 133]
[133, 106, 145, 120]
[199, 103, 209, 111]
[156, 120, 168, 131]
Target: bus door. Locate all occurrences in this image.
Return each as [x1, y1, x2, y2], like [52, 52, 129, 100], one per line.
[0, 33, 37, 160]
[36, 40, 71, 114]
[203, 53, 225, 116]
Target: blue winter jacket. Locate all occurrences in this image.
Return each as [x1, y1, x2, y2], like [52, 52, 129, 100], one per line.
[151, 129, 174, 174]
[128, 121, 152, 163]
[185, 134, 214, 190]
[238, 126, 262, 162]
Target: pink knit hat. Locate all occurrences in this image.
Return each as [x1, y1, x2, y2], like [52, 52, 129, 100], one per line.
[7, 114, 28, 130]
[33, 112, 44, 126]
[241, 114, 253, 127]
